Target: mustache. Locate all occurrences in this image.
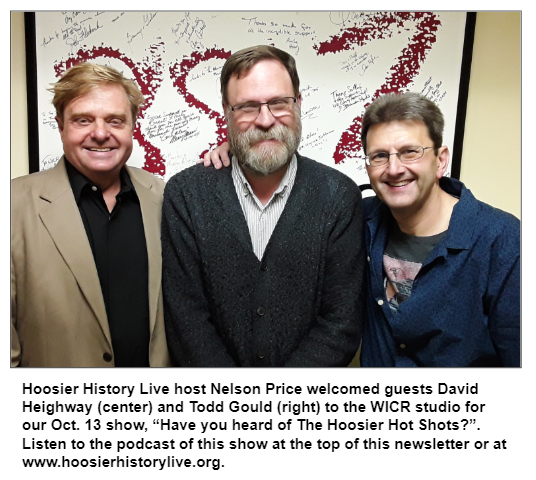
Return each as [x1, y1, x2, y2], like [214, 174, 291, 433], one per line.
[238, 124, 293, 145]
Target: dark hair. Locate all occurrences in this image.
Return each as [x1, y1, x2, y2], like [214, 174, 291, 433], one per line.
[49, 63, 144, 123]
[220, 45, 300, 104]
[361, 92, 444, 153]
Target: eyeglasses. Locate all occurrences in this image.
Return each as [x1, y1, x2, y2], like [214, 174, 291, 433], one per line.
[364, 146, 435, 167]
[229, 97, 297, 120]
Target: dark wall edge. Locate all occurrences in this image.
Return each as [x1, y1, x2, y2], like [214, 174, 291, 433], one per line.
[451, 12, 477, 180]
[24, 12, 39, 174]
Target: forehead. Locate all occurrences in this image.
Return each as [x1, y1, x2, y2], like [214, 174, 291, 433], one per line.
[366, 120, 431, 149]
[65, 83, 130, 114]
[226, 59, 293, 103]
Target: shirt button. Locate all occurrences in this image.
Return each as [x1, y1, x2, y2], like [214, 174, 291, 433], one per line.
[258, 351, 266, 359]
[102, 352, 113, 362]
[92, 186, 98, 192]
[377, 299, 384, 306]
[260, 262, 267, 271]
[400, 344, 406, 349]
[257, 307, 265, 316]
[367, 256, 370, 262]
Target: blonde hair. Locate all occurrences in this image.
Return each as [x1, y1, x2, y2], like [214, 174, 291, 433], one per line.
[49, 63, 145, 123]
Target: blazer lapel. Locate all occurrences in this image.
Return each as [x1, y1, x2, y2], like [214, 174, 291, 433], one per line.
[38, 159, 112, 345]
[128, 167, 162, 334]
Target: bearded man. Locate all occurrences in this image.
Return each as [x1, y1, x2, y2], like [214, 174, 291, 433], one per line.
[161, 45, 365, 367]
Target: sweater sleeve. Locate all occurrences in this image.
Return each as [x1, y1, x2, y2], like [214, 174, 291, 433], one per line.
[285, 182, 365, 367]
[161, 174, 237, 367]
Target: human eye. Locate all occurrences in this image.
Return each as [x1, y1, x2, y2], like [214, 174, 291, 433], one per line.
[237, 102, 259, 114]
[74, 117, 91, 126]
[370, 152, 388, 162]
[269, 98, 292, 110]
[400, 147, 422, 161]
[108, 117, 126, 127]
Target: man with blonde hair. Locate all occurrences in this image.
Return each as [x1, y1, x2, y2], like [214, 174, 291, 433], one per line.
[11, 63, 170, 367]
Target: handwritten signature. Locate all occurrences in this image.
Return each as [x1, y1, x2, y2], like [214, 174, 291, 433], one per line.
[63, 20, 103, 48]
[172, 12, 206, 51]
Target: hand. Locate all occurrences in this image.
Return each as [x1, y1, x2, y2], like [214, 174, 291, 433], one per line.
[198, 142, 231, 169]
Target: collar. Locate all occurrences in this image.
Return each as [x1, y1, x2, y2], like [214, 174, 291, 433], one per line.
[439, 177, 477, 250]
[65, 158, 135, 203]
[231, 154, 298, 207]
[366, 177, 477, 251]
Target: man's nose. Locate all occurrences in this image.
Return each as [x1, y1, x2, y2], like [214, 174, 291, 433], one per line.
[253, 104, 276, 129]
[384, 153, 405, 175]
[90, 119, 111, 141]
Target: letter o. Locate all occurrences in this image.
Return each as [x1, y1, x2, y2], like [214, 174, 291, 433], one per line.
[51, 419, 62, 430]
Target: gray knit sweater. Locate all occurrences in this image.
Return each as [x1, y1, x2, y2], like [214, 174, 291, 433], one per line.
[162, 154, 365, 367]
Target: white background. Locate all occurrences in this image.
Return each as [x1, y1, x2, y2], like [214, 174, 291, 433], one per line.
[4, 368, 533, 479]
[34, 11, 467, 184]
[5, 4, 530, 479]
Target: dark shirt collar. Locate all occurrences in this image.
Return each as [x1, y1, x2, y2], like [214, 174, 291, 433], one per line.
[65, 157, 135, 203]
[365, 176, 476, 251]
[439, 177, 476, 250]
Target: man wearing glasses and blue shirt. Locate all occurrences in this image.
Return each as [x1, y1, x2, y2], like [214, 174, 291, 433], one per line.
[359, 93, 519, 367]
[204, 84, 520, 367]
[162, 45, 366, 367]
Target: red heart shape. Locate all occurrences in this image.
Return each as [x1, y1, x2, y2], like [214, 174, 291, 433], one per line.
[313, 12, 440, 164]
[169, 48, 231, 159]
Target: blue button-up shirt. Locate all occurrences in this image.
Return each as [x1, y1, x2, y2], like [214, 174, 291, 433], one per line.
[361, 177, 520, 367]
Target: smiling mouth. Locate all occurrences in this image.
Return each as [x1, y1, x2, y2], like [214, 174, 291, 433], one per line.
[386, 180, 412, 187]
[86, 148, 113, 152]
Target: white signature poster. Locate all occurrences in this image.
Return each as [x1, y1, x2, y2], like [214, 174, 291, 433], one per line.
[33, 11, 469, 185]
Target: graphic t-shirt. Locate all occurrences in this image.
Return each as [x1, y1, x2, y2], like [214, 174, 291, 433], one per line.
[383, 226, 446, 313]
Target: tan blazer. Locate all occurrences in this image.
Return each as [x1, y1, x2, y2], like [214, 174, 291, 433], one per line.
[11, 158, 170, 367]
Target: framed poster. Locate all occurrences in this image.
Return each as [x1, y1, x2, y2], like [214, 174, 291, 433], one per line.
[25, 11, 475, 186]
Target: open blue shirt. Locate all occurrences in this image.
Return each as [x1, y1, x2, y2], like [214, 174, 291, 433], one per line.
[361, 177, 520, 367]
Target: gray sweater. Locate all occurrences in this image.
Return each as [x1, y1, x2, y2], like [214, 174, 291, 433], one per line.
[162, 154, 365, 367]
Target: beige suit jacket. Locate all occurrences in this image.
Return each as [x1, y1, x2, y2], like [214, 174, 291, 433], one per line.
[11, 158, 171, 367]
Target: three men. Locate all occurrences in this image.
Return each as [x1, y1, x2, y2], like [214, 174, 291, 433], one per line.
[11, 63, 170, 367]
[162, 45, 365, 366]
[14, 48, 519, 368]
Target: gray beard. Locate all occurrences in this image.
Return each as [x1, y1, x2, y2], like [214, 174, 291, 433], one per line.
[228, 114, 302, 177]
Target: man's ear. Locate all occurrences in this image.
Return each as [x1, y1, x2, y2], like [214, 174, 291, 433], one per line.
[56, 116, 64, 134]
[297, 93, 302, 107]
[436, 145, 450, 179]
